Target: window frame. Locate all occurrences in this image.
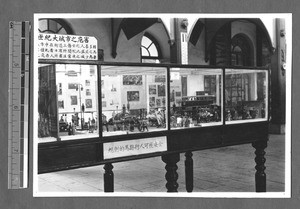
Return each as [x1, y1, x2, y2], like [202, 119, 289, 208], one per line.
[141, 33, 162, 62]
[38, 18, 74, 34]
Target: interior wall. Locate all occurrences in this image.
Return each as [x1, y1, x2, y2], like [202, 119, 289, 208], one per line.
[187, 74, 204, 95]
[67, 18, 113, 60]
[188, 27, 208, 65]
[66, 18, 142, 62]
[63, 18, 171, 63]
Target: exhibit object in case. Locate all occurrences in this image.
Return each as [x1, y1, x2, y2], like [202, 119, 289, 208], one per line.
[100, 65, 168, 136]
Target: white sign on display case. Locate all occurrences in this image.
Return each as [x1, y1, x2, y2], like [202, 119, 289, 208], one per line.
[37, 33, 98, 60]
[103, 136, 167, 159]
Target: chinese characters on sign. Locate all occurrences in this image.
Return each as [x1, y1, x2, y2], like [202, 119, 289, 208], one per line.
[37, 33, 98, 60]
[103, 136, 167, 159]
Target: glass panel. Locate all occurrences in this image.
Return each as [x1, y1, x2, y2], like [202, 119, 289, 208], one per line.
[170, 68, 223, 129]
[141, 36, 152, 48]
[148, 44, 158, 57]
[101, 66, 168, 136]
[38, 19, 47, 32]
[141, 47, 149, 57]
[38, 64, 99, 143]
[225, 69, 268, 123]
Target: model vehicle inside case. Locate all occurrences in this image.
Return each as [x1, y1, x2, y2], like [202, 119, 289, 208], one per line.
[169, 68, 223, 129]
[101, 65, 168, 136]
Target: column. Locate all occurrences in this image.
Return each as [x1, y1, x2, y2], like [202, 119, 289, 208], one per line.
[162, 153, 180, 192]
[104, 163, 114, 192]
[185, 151, 193, 192]
[252, 140, 268, 192]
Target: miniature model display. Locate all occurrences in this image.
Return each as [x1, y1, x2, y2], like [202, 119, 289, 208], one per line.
[169, 68, 223, 129]
[101, 65, 168, 136]
[38, 64, 99, 141]
[37, 64, 268, 141]
[225, 69, 267, 123]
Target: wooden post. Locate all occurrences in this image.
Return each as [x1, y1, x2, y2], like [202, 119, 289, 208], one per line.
[185, 151, 193, 192]
[162, 153, 180, 192]
[104, 163, 114, 192]
[252, 140, 268, 192]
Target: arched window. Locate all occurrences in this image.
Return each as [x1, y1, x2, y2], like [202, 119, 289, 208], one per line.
[38, 19, 74, 34]
[231, 45, 243, 66]
[206, 33, 254, 103]
[141, 33, 161, 63]
[226, 34, 254, 105]
[231, 34, 253, 66]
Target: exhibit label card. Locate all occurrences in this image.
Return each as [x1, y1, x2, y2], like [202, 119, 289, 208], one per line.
[103, 136, 167, 159]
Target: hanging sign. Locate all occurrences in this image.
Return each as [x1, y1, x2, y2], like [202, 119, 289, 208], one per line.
[37, 33, 98, 60]
[103, 136, 167, 159]
[181, 32, 188, 64]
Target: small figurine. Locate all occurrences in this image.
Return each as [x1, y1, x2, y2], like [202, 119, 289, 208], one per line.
[182, 113, 190, 127]
[233, 110, 239, 120]
[140, 120, 148, 132]
[68, 123, 73, 135]
[226, 110, 232, 121]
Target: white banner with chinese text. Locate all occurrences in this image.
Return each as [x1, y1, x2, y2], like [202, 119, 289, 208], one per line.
[103, 136, 167, 159]
[37, 33, 98, 60]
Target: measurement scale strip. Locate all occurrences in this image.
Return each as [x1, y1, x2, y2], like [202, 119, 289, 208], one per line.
[8, 21, 30, 189]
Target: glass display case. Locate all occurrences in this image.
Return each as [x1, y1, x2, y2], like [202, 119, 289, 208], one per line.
[38, 64, 99, 142]
[169, 68, 223, 129]
[225, 69, 268, 124]
[101, 65, 168, 136]
[37, 63, 269, 143]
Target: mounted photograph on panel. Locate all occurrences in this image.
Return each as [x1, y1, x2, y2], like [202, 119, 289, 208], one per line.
[155, 75, 166, 83]
[123, 75, 143, 85]
[157, 84, 166, 97]
[58, 100, 64, 109]
[149, 97, 155, 107]
[86, 99, 93, 108]
[33, 13, 291, 198]
[70, 95, 78, 105]
[68, 83, 79, 89]
[127, 91, 140, 101]
[149, 85, 157, 95]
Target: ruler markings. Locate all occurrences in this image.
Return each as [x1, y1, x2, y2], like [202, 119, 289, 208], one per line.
[22, 22, 25, 38]
[20, 138, 24, 155]
[21, 75, 25, 87]
[21, 88, 25, 105]
[21, 53, 25, 70]
[8, 21, 30, 189]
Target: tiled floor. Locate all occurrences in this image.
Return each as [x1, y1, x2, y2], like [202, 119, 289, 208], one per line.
[38, 134, 285, 193]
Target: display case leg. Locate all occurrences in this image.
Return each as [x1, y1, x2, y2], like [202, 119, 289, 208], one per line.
[185, 151, 193, 192]
[252, 140, 268, 192]
[162, 153, 180, 192]
[104, 163, 114, 192]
